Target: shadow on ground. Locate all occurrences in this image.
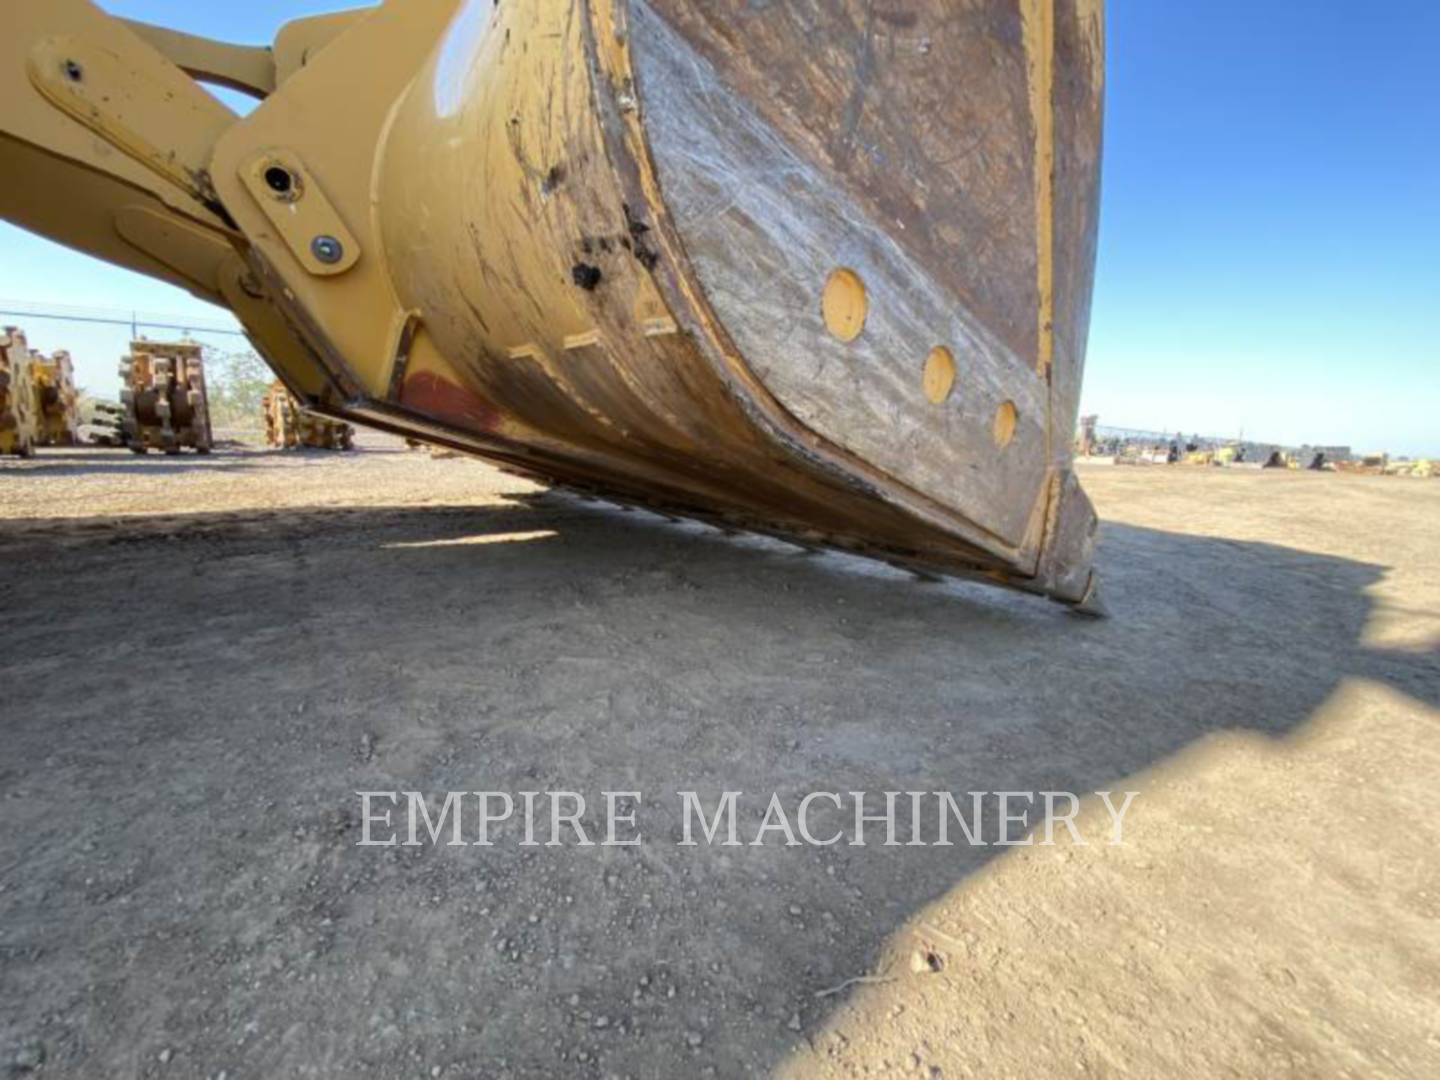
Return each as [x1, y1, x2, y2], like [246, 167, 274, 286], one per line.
[0, 494, 1435, 1077]
[0, 448, 260, 478]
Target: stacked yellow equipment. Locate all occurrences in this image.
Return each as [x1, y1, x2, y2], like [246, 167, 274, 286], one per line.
[262, 379, 354, 450]
[0, 326, 39, 458]
[119, 339, 213, 455]
[33, 349, 80, 446]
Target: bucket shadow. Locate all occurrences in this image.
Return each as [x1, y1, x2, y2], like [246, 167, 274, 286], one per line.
[0, 495, 1434, 1076]
[0, 447, 259, 477]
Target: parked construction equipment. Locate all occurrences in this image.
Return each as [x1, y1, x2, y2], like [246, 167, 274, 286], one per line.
[1390, 460, 1436, 479]
[0, 326, 39, 458]
[83, 400, 127, 447]
[0, 1, 1106, 609]
[118, 339, 212, 454]
[32, 348, 80, 446]
[262, 380, 353, 450]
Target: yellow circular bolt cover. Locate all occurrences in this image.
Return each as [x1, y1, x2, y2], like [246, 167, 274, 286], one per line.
[922, 346, 956, 404]
[821, 268, 868, 343]
[993, 400, 1018, 448]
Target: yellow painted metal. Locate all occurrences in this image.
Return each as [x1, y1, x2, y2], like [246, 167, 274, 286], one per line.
[0, 1, 239, 307]
[272, 11, 370, 85]
[237, 149, 361, 277]
[209, 0, 462, 402]
[0, 0, 1106, 610]
[120, 19, 276, 98]
[24, 29, 234, 210]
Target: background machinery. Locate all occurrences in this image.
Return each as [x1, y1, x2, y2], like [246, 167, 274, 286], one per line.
[118, 339, 213, 455]
[0, 326, 39, 458]
[32, 348, 80, 447]
[82, 399, 128, 447]
[262, 379, 354, 450]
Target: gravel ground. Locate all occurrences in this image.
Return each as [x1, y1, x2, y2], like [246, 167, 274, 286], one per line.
[1, 438, 1437, 1078]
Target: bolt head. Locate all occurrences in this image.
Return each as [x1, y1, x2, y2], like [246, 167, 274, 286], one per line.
[311, 235, 343, 265]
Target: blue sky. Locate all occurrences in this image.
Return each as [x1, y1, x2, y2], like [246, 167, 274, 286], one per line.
[2, 1, 1436, 454]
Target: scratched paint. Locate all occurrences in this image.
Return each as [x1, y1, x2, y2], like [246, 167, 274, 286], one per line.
[1022, 0, 1056, 376]
[630, 1, 1050, 547]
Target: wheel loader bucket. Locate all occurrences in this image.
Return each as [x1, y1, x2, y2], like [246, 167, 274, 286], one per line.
[0, 0, 1105, 610]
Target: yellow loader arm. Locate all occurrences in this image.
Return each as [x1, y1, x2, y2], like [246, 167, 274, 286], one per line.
[0, 0, 1106, 611]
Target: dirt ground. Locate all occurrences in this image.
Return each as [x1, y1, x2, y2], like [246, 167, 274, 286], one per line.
[1, 436, 1437, 1079]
